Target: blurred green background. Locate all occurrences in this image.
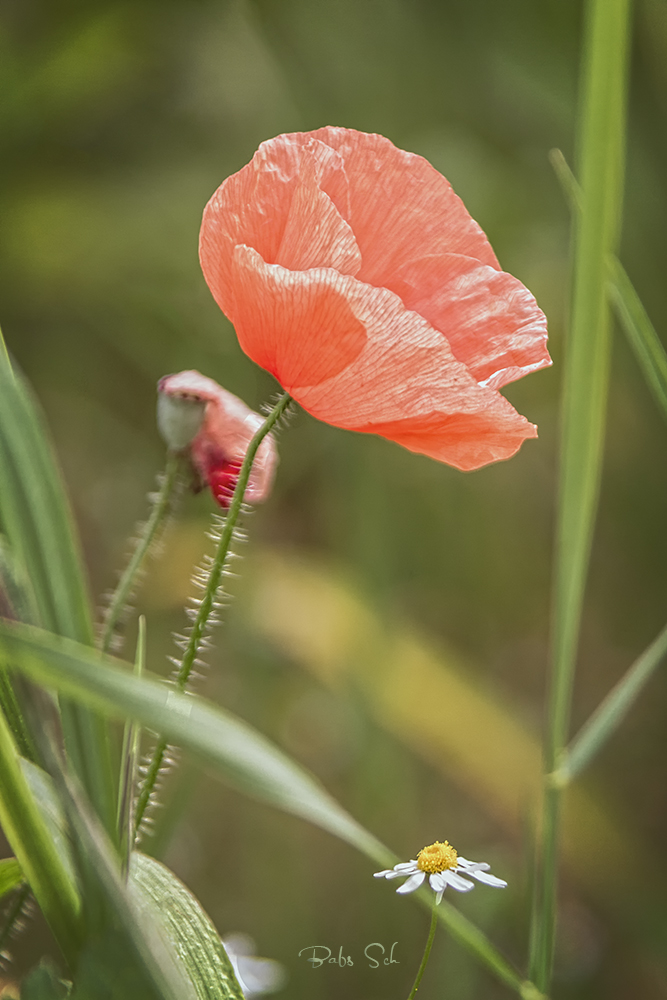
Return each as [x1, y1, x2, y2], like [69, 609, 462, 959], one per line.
[1, 0, 667, 997]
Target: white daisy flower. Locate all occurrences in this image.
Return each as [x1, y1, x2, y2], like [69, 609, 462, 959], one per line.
[222, 933, 287, 997]
[374, 840, 507, 905]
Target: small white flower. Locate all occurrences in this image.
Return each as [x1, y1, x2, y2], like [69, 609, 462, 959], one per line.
[374, 840, 507, 905]
[223, 933, 287, 997]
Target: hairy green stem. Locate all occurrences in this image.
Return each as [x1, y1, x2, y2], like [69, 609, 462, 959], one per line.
[100, 451, 181, 654]
[134, 393, 292, 836]
[529, 0, 632, 989]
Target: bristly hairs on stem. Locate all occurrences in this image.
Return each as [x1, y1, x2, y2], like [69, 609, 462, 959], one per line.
[99, 452, 184, 655]
[134, 392, 294, 840]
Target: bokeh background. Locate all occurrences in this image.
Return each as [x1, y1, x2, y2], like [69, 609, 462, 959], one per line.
[1, 1, 667, 997]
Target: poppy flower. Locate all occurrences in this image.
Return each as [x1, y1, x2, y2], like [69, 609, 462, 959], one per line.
[157, 370, 278, 507]
[199, 127, 550, 471]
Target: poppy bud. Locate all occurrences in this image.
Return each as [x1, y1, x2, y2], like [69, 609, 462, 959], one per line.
[158, 371, 278, 509]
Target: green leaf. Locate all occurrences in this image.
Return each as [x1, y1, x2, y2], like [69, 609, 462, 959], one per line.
[0, 327, 115, 834]
[0, 618, 528, 996]
[68, 932, 165, 1000]
[0, 857, 24, 898]
[0, 618, 384, 860]
[18, 757, 78, 890]
[0, 707, 81, 962]
[129, 853, 245, 1000]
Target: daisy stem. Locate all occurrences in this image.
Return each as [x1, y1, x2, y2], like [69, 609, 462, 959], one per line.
[100, 451, 182, 654]
[407, 900, 439, 1000]
[134, 391, 292, 838]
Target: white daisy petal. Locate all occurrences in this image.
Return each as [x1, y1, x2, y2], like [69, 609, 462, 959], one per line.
[468, 870, 507, 888]
[457, 858, 490, 872]
[374, 870, 394, 878]
[429, 873, 446, 892]
[435, 890, 444, 905]
[386, 870, 408, 879]
[444, 871, 475, 893]
[396, 872, 426, 894]
[394, 862, 418, 871]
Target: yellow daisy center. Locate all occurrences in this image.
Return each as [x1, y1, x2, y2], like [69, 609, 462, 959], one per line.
[416, 841, 458, 874]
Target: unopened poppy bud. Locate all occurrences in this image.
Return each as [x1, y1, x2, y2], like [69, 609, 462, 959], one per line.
[157, 382, 207, 451]
[157, 370, 278, 509]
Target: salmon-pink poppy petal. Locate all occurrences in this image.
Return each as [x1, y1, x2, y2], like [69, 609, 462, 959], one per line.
[230, 245, 367, 388]
[200, 138, 359, 319]
[276, 140, 361, 274]
[230, 251, 537, 469]
[302, 127, 501, 282]
[358, 409, 536, 470]
[391, 253, 551, 389]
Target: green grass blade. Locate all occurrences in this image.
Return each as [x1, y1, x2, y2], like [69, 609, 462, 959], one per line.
[0, 327, 116, 834]
[607, 258, 667, 421]
[531, 0, 632, 989]
[0, 619, 530, 996]
[551, 150, 667, 423]
[117, 617, 145, 873]
[0, 707, 81, 963]
[560, 622, 667, 781]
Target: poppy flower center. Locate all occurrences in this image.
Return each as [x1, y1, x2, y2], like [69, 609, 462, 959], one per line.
[207, 459, 243, 509]
[416, 841, 458, 874]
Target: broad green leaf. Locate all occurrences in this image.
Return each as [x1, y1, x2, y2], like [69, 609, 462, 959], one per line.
[0, 328, 115, 834]
[44, 743, 194, 1000]
[0, 857, 23, 898]
[0, 618, 526, 995]
[129, 853, 245, 1000]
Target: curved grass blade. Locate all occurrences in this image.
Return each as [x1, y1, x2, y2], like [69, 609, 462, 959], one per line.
[607, 258, 667, 422]
[560, 621, 667, 782]
[0, 328, 115, 834]
[117, 617, 145, 874]
[550, 149, 667, 424]
[129, 853, 245, 1000]
[0, 706, 81, 963]
[41, 735, 196, 1000]
[0, 619, 529, 996]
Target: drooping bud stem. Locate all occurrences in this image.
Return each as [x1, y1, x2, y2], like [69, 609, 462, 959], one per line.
[100, 451, 182, 654]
